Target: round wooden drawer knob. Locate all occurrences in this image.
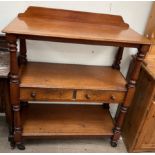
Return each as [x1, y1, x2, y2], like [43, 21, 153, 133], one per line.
[31, 92, 36, 98]
[85, 94, 91, 99]
[110, 95, 116, 101]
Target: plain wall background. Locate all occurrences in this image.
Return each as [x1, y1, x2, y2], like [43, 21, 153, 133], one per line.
[0, 1, 152, 76]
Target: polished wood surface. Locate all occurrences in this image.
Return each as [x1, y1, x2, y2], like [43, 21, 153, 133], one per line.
[2, 6, 150, 46]
[76, 90, 125, 103]
[22, 104, 113, 137]
[3, 6, 151, 150]
[20, 88, 125, 103]
[20, 62, 127, 91]
[20, 88, 73, 102]
[123, 62, 155, 152]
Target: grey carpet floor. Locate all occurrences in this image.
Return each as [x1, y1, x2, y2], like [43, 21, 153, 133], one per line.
[0, 116, 127, 153]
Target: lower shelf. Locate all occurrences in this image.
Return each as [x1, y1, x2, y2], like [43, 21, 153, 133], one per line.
[21, 104, 114, 137]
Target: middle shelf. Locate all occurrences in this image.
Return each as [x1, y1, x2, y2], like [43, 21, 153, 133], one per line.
[19, 62, 127, 103]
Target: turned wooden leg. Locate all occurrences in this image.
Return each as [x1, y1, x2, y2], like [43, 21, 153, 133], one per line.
[7, 34, 25, 150]
[112, 47, 124, 70]
[8, 130, 15, 149]
[111, 45, 150, 147]
[19, 38, 27, 65]
[111, 105, 127, 147]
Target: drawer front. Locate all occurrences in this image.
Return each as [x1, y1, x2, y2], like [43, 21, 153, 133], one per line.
[20, 88, 73, 101]
[76, 90, 125, 103]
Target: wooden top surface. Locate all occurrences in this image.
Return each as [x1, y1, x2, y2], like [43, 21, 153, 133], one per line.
[2, 6, 150, 45]
[20, 62, 127, 91]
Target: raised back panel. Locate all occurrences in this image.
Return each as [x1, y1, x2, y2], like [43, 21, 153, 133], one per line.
[19, 6, 129, 29]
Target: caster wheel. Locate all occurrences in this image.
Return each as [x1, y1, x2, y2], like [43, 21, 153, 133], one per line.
[8, 135, 15, 149]
[17, 143, 25, 150]
[111, 141, 117, 147]
[10, 141, 15, 149]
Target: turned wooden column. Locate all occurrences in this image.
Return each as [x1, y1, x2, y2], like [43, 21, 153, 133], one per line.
[6, 34, 25, 150]
[111, 45, 150, 147]
[112, 47, 124, 70]
[19, 38, 27, 65]
[19, 38, 28, 108]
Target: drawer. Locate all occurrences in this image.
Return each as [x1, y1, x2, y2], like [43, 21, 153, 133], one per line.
[20, 88, 73, 101]
[76, 90, 125, 103]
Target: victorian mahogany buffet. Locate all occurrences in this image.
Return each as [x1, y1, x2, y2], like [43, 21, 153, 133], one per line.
[2, 6, 151, 150]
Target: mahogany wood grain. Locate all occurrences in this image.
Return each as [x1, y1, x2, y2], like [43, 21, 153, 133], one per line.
[111, 45, 150, 146]
[2, 7, 150, 46]
[19, 6, 129, 28]
[6, 34, 22, 145]
[21, 104, 113, 137]
[20, 88, 73, 102]
[3, 6, 151, 149]
[20, 62, 127, 91]
[20, 88, 125, 103]
[76, 90, 125, 103]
